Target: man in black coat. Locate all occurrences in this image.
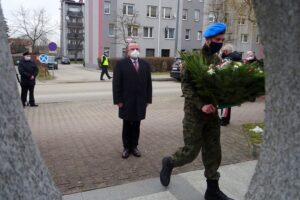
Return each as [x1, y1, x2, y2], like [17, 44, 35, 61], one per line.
[18, 52, 39, 107]
[113, 42, 152, 159]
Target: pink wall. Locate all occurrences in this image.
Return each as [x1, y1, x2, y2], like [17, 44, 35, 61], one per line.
[98, 0, 103, 58]
[88, 0, 93, 64]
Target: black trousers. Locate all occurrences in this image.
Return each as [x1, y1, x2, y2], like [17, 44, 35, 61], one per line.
[221, 107, 231, 123]
[122, 120, 141, 150]
[100, 67, 111, 79]
[21, 84, 35, 106]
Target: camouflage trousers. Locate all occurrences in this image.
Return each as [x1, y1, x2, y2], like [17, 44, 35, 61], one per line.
[171, 103, 221, 180]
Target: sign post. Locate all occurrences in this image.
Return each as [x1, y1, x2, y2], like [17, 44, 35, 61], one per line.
[48, 42, 58, 54]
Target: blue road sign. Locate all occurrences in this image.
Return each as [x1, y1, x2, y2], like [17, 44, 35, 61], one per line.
[48, 42, 57, 51]
[39, 54, 48, 63]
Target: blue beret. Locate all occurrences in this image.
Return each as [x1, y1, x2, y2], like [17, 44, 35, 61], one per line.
[204, 22, 227, 38]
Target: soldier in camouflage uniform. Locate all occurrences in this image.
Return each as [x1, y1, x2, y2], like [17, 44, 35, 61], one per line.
[160, 23, 234, 200]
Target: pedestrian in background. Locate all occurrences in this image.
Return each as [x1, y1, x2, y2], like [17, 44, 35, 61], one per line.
[18, 51, 39, 107]
[220, 44, 243, 126]
[160, 23, 233, 200]
[100, 51, 112, 80]
[244, 50, 257, 64]
[113, 42, 152, 159]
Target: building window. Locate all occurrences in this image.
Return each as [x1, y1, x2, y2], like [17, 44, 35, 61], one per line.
[182, 9, 188, 20]
[197, 31, 202, 40]
[199, 0, 204, 2]
[122, 48, 127, 57]
[163, 7, 172, 19]
[146, 49, 155, 57]
[104, 1, 111, 14]
[241, 34, 249, 43]
[223, 13, 229, 23]
[109, 24, 115, 37]
[161, 49, 170, 57]
[123, 3, 134, 16]
[256, 35, 260, 43]
[104, 47, 110, 57]
[209, 11, 215, 22]
[194, 10, 200, 21]
[185, 29, 191, 40]
[143, 27, 153, 38]
[227, 33, 233, 41]
[238, 16, 246, 25]
[187, 0, 192, 2]
[147, 5, 157, 18]
[128, 25, 139, 37]
[165, 28, 175, 39]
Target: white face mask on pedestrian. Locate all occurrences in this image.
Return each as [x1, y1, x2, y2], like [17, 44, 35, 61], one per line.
[24, 56, 31, 61]
[130, 50, 140, 59]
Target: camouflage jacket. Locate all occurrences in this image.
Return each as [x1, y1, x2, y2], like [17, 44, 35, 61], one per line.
[181, 44, 221, 112]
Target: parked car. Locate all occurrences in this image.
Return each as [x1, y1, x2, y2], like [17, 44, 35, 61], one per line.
[61, 56, 71, 64]
[46, 55, 58, 70]
[170, 57, 182, 81]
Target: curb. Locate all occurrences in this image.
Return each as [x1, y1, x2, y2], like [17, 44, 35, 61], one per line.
[37, 78, 176, 84]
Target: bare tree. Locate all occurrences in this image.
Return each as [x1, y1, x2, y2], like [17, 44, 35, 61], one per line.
[0, 4, 61, 200]
[114, 10, 140, 49]
[245, 0, 300, 199]
[208, 0, 256, 23]
[10, 6, 57, 53]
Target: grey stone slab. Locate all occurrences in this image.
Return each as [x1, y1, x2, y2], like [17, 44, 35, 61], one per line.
[180, 160, 257, 200]
[63, 161, 257, 200]
[128, 191, 177, 200]
[63, 193, 83, 200]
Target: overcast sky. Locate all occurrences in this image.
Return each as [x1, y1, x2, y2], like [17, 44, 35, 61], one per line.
[1, 0, 61, 45]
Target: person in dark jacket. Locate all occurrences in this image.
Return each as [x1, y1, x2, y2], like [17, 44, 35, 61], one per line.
[18, 52, 38, 107]
[113, 42, 152, 159]
[220, 44, 243, 126]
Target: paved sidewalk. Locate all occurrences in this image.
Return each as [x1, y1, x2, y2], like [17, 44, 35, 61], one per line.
[39, 64, 172, 84]
[25, 93, 264, 194]
[63, 160, 257, 200]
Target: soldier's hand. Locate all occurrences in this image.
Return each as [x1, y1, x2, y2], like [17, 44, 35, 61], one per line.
[118, 103, 124, 108]
[201, 104, 216, 114]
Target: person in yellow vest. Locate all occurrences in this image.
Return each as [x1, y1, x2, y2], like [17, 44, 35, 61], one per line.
[100, 51, 112, 80]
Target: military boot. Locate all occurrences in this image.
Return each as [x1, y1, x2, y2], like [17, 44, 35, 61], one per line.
[160, 157, 174, 186]
[205, 180, 234, 200]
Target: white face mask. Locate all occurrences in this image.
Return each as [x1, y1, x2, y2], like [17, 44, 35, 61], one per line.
[130, 50, 140, 59]
[24, 56, 31, 61]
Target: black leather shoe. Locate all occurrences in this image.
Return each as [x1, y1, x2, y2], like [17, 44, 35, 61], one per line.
[131, 148, 141, 157]
[220, 120, 229, 126]
[205, 180, 234, 200]
[122, 149, 130, 159]
[160, 157, 174, 186]
[205, 189, 234, 200]
[30, 104, 39, 107]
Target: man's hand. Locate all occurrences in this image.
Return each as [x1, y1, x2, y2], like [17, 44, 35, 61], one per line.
[30, 75, 35, 80]
[201, 104, 216, 114]
[118, 103, 124, 108]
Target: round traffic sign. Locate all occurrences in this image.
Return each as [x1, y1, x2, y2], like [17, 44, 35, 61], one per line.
[48, 42, 57, 51]
[39, 54, 48, 63]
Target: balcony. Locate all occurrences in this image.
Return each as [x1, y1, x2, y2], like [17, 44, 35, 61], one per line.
[67, 11, 83, 18]
[68, 44, 83, 50]
[67, 33, 84, 40]
[67, 22, 83, 28]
